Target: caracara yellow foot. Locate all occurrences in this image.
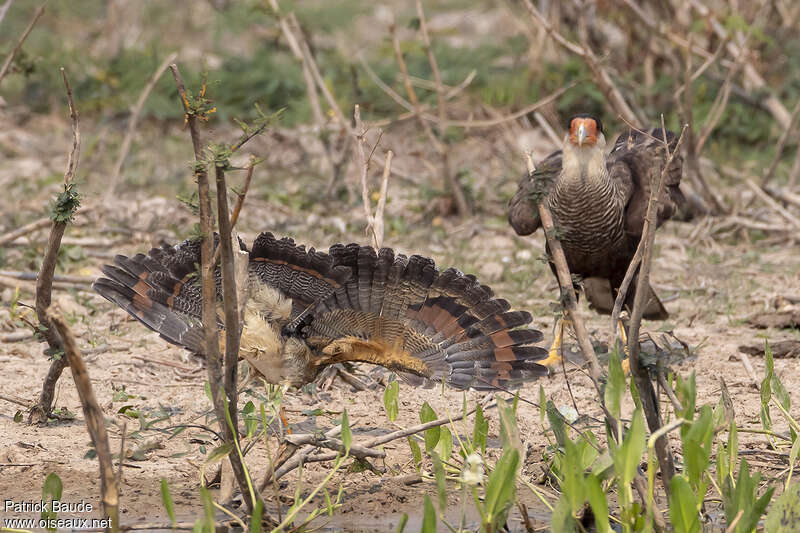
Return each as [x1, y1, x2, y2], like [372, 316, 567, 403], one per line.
[540, 317, 569, 369]
[617, 319, 631, 375]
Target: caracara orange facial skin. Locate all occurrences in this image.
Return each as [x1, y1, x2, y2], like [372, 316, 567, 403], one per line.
[568, 116, 601, 147]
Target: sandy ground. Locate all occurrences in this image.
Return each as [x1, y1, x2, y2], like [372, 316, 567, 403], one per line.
[1, 112, 799, 531]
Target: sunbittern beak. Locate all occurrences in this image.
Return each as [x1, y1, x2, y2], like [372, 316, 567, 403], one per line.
[577, 123, 586, 147]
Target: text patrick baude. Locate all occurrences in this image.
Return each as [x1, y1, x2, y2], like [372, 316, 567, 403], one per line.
[4, 499, 94, 513]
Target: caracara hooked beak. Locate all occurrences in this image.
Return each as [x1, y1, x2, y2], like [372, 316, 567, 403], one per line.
[568, 115, 603, 147]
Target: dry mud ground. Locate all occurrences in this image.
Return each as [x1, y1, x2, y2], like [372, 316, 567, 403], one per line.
[1, 114, 799, 532]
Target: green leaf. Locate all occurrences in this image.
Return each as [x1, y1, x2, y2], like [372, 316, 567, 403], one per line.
[161, 479, 176, 527]
[421, 495, 437, 533]
[585, 474, 610, 533]
[383, 380, 400, 421]
[205, 442, 234, 464]
[41, 472, 63, 530]
[396, 513, 409, 533]
[761, 340, 774, 407]
[546, 400, 568, 448]
[765, 482, 800, 532]
[435, 425, 452, 462]
[243, 400, 258, 439]
[497, 397, 521, 453]
[341, 408, 352, 455]
[250, 499, 263, 533]
[772, 371, 791, 412]
[539, 385, 547, 424]
[550, 496, 579, 533]
[614, 409, 645, 487]
[561, 439, 585, 514]
[431, 452, 447, 512]
[408, 437, 422, 471]
[669, 475, 700, 533]
[473, 404, 489, 454]
[605, 349, 625, 419]
[484, 448, 520, 530]
[420, 402, 440, 452]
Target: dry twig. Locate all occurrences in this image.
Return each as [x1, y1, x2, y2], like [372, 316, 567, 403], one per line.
[353, 105, 392, 249]
[29, 68, 81, 424]
[626, 117, 688, 496]
[47, 305, 119, 532]
[0, 2, 45, 85]
[105, 52, 178, 202]
[169, 63, 259, 514]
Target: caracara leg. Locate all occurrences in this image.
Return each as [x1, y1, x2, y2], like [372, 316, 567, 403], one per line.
[539, 315, 568, 369]
[618, 319, 631, 374]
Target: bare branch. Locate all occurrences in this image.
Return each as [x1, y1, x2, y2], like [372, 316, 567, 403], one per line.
[0, 0, 14, 27]
[626, 117, 688, 496]
[47, 305, 119, 532]
[761, 98, 800, 186]
[30, 67, 81, 423]
[0, 2, 45, 86]
[105, 52, 178, 202]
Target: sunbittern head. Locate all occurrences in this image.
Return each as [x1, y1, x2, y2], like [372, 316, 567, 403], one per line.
[567, 114, 604, 148]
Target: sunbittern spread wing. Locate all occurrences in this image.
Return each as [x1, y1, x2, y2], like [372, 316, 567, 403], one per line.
[94, 232, 548, 391]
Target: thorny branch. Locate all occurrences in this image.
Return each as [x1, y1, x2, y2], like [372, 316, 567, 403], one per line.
[30, 68, 81, 423]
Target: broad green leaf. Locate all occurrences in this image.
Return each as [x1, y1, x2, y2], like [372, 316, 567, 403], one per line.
[765, 482, 800, 532]
[473, 404, 488, 454]
[605, 350, 625, 419]
[420, 402, 440, 453]
[205, 442, 234, 464]
[561, 439, 585, 514]
[772, 372, 791, 411]
[341, 408, 352, 455]
[383, 380, 399, 421]
[243, 401, 258, 439]
[431, 452, 447, 512]
[546, 400, 568, 448]
[408, 437, 422, 471]
[497, 397, 520, 453]
[484, 448, 520, 529]
[614, 409, 645, 486]
[41, 472, 63, 530]
[585, 474, 610, 533]
[669, 475, 700, 533]
[435, 425, 452, 462]
[161, 478, 176, 526]
[421, 495, 437, 533]
[675, 373, 697, 426]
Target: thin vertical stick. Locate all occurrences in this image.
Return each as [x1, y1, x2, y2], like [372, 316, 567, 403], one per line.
[415, 0, 470, 216]
[105, 52, 178, 201]
[47, 306, 119, 532]
[627, 117, 688, 496]
[0, 2, 46, 86]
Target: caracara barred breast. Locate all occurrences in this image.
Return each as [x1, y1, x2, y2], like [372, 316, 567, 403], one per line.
[508, 116, 684, 318]
[94, 232, 549, 390]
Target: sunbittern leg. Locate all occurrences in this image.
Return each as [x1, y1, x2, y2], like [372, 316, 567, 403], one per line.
[540, 315, 569, 369]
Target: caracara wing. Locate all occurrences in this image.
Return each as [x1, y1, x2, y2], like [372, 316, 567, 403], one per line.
[299, 244, 548, 390]
[93, 238, 212, 353]
[508, 151, 562, 236]
[607, 127, 685, 238]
